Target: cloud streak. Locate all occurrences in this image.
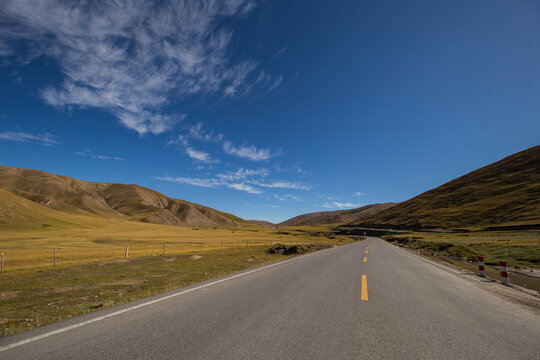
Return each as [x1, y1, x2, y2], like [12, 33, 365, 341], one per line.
[0, 0, 281, 134]
[322, 201, 361, 209]
[273, 194, 304, 202]
[227, 183, 262, 194]
[155, 176, 220, 188]
[251, 180, 310, 190]
[218, 167, 269, 181]
[155, 167, 308, 195]
[156, 174, 261, 194]
[223, 141, 273, 161]
[185, 146, 212, 163]
[0, 131, 59, 146]
[75, 150, 124, 161]
[172, 122, 274, 164]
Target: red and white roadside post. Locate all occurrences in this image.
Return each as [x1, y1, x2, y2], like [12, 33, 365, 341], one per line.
[477, 256, 486, 277]
[499, 260, 510, 286]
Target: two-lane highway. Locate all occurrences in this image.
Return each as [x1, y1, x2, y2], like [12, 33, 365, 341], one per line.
[1, 238, 539, 359]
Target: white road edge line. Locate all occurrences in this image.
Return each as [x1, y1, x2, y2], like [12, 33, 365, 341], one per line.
[0, 250, 323, 353]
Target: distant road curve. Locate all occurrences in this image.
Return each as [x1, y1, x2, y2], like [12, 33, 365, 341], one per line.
[1, 238, 539, 359]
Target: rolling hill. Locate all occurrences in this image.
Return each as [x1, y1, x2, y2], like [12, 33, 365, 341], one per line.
[245, 220, 275, 227]
[0, 165, 245, 229]
[279, 203, 398, 226]
[347, 145, 540, 231]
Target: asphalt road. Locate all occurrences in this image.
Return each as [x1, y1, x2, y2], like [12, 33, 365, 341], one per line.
[1, 238, 539, 359]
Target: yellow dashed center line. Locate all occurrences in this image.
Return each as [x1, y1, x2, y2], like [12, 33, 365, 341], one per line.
[363, 256, 367, 263]
[365, 250, 368, 254]
[361, 275, 368, 301]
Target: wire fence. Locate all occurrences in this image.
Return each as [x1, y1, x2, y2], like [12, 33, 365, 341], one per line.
[0, 238, 311, 273]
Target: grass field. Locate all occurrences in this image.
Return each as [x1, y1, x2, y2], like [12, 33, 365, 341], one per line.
[382, 230, 540, 267]
[278, 224, 338, 234]
[0, 220, 341, 271]
[0, 220, 356, 337]
[382, 230, 540, 291]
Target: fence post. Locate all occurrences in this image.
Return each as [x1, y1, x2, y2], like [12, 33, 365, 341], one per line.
[54, 248, 57, 267]
[499, 260, 510, 286]
[1, 252, 3, 273]
[125, 245, 129, 259]
[477, 256, 485, 277]
[162, 243, 166, 256]
[201, 243, 203, 254]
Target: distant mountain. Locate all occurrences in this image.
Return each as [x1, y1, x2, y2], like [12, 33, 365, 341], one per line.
[348, 145, 540, 231]
[0, 166, 245, 228]
[245, 220, 275, 227]
[279, 203, 398, 226]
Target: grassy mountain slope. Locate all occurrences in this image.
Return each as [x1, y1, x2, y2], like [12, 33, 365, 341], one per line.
[348, 145, 540, 230]
[0, 187, 95, 231]
[0, 165, 245, 228]
[279, 203, 398, 226]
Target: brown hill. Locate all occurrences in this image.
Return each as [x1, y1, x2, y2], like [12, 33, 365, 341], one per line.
[245, 220, 275, 227]
[0, 165, 245, 228]
[279, 203, 398, 226]
[347, 145, 540, 231]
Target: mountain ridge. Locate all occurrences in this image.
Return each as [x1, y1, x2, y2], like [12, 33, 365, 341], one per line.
[346, 145, 540, 230]
[0, 165, 245, 228]
[279, 203, 398, 226]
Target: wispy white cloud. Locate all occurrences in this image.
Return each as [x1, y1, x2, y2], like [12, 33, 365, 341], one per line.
[0, 1, 282, 134]
[354, 192, 366, 196]
[155, 176, 220, 188]
[273, 194, 304, 202]
[235, 167, 270, 178]
[273, 164, 311, 177]
[252, 180, 310, 190]
[172, 122, 276, 165]
[294, 166, 309, 175]
[156, 166, 307, 196]
[170, 128, 218, 163]
[156, 174, 262, 195]
[322, 201, 361, 209]
[223, 141, 273, 161]
[266, 76, 283, 94]
[334, 201, 360, 208]
[268, 46, 288, 63]
[185, 146, 212, 163]
[186, 123, 223, 143]
[76, 150, 124, 161]
[0, 131, 59, 146]
[227, 183, 262, 194]
[218, 167, 269, 181]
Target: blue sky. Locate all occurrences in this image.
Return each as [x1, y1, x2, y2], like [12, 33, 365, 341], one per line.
[1, 0, 539, 223]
